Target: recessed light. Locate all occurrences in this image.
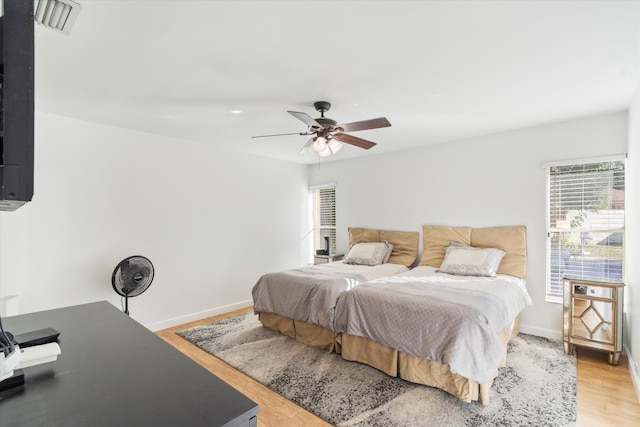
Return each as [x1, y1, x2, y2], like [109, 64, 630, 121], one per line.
[230, 110, 243, 114]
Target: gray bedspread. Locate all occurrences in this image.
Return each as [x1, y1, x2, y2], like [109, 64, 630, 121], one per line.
[252, 265, 367, 330]
[334, 273, 531, 384]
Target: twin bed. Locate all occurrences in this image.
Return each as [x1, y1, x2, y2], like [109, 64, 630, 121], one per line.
[252, 225, 531, 404]
[252, 227, 419, 350]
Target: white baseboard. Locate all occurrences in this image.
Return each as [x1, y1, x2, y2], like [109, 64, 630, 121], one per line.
[624, 344, 640, 403]
[145, 299, 253, 332]
[519, 324, 562, 341]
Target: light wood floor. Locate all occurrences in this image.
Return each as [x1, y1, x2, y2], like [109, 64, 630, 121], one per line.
[156, 307, 640, 427]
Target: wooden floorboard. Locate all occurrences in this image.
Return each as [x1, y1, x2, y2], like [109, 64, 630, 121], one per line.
[576, 347, 640, 426]
[156, 307, 640, 427]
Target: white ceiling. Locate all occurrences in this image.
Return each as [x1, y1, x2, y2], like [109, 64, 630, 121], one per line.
[34, 0, 640, 165]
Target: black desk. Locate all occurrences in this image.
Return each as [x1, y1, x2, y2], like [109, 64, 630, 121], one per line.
[0, 301, 258, 426]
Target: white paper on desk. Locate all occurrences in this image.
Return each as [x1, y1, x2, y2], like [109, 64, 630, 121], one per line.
[17, 342, 61, 369]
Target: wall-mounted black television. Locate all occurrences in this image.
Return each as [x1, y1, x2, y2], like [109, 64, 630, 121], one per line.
[0, 0, 34, 211]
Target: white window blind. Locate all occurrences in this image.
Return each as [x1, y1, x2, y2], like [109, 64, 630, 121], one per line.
[546, 158, 625, 301]
[310, 185, 336, 255]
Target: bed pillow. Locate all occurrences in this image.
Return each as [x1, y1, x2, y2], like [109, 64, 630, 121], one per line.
[348, 227, 419, 267]
[344, 242, 391, 266]
[449, 241, 468, 248]
[382, 241, 394, 263]
[348, 227, 381, 246]
[419, 226, 472, 267]
[379, 230, 419, 267]
[471, 226, 527, 278]
[437, 244, 506, 277]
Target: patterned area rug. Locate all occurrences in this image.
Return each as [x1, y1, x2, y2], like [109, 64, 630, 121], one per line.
[177, 313, 576, 427]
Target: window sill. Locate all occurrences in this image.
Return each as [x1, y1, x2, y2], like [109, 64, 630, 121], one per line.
[546, 295, 562, 304]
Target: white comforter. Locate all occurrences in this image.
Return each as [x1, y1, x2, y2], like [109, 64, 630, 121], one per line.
[334, 266, 532, 384]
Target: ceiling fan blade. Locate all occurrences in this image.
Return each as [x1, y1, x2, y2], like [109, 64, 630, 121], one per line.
[251, 132, 306, 138]
[299, 137, 315, 154]
[338, 117, 391, 132]
[333, 133, 377, 150]
[288, 110, 321, 128]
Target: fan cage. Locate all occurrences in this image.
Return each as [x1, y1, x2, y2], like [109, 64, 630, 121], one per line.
[111, 255, 154, 315]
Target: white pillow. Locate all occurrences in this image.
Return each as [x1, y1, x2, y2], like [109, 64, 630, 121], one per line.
[437, 244, 505, 277]
[382, 240, 394, 263]
[344, 242, 391, 266]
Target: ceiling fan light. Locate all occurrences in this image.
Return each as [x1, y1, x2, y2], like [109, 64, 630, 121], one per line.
[328, 139, 343, 154]
[313, 136, 327, 152]
[318, 146, 333, 157]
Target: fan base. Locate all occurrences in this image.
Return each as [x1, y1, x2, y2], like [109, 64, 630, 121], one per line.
[314, 101, 331, 113]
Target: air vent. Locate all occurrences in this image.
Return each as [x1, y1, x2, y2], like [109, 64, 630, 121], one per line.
[34, 0, 81, 35]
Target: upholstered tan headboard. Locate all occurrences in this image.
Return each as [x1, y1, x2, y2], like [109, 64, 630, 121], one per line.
[419, 225, 527, 278]
[348, 227, 420, 267]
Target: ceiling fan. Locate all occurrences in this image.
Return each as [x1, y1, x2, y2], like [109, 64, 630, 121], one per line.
[252, 101, 391, 157]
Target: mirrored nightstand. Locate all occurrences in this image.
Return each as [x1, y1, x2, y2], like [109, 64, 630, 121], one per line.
[562, 276, 624, 365]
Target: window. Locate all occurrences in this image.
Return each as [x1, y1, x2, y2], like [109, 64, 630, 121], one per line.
[310, 184, 336, 255]
[545, 156, 625, 302]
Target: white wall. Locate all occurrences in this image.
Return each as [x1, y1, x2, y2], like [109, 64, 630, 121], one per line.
[309, 112, 628, 339]
[0, 113, 310, 329]
[625, 87, 640, 395]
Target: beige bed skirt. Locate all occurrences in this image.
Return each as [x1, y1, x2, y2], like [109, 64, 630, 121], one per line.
[258, 312, 338, 351]
[258, 312, 521, 404]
